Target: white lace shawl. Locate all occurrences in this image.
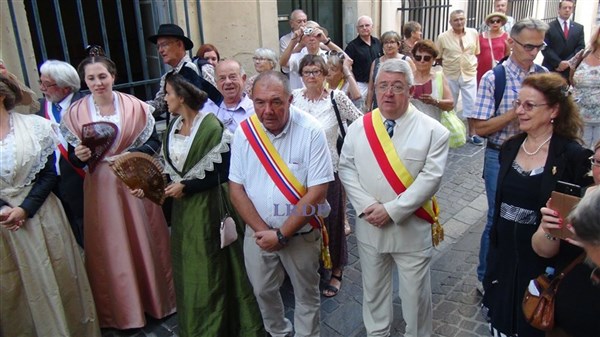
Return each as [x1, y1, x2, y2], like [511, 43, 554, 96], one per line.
[163, 126, 232, 183]
[0, 113, 58, 196]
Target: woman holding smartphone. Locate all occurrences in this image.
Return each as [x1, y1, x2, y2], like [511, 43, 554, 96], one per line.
[409, 40, 454, 121]
[533, 139, 600, 337]
[482, 73, 593, 337]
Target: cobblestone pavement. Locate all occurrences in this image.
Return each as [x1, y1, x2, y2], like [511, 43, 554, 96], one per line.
[101, 142, 489, 337]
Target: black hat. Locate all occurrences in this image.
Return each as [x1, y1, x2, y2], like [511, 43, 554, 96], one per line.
[148, 24, 194, 50]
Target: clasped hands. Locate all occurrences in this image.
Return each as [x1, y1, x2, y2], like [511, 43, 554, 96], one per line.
[0, 205, 27, 231]
[363, 202, 392, 228]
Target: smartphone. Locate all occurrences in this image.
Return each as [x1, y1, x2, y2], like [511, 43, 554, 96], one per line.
[548, 181, 582, 240]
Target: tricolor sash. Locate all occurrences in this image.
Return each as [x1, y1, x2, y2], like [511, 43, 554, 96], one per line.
[240, 114, 332, 267]
[45, 102, 86, 178]
[364, 108, 444, 246]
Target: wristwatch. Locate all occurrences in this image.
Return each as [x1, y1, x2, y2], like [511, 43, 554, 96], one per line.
[276, 229, 289, 246]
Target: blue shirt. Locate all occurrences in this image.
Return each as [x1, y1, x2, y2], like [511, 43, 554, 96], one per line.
[466, 57, 547, 146]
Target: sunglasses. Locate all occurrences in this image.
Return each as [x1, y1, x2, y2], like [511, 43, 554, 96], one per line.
[413, 55, 433, 62]
[489, 19, 503, 24]
[326, 50, 345, 59]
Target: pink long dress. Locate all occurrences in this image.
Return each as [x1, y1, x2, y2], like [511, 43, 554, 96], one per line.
[477, 32, 508, 85]
[61, 92, 176, 329]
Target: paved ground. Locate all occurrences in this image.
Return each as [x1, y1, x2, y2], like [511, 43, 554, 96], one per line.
[101, 141, 490, 337]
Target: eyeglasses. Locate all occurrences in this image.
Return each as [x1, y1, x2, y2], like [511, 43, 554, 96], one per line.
[358, 24, 372, 28]
[590, 156, 600, 167]
[253, 57, 269, 62]
[156, 40, 175, 50]
[377, 83, 407, 94]
[413, 55, 433, 62]
[512, 99, 549, 112]
[38, 80, 58, 89]
[383, 40, 399, 45]
[591, 267, 600, 287]
[513, 38, 547, 51]
[302, 70, 322, 77]
[489, 19, 503, 24]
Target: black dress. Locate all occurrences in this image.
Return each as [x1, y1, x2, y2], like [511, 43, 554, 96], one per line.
[483, 134, 593, 337]
[484, 162, 550, 337]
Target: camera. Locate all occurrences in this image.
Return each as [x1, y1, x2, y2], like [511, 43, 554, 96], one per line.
[303, 27, 314, 35]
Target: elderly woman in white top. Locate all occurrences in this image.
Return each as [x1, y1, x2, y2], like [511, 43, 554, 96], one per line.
[245, 48, 278, 98]
[291, 54, 362, 297]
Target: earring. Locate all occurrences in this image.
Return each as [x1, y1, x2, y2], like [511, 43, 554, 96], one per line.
[550, 119, 554, 124]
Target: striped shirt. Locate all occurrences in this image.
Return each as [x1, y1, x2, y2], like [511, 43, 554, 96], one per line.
[466, 57, 547, 146]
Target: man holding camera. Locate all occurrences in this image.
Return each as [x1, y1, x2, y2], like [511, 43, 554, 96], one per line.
[280, 20, 344, 90]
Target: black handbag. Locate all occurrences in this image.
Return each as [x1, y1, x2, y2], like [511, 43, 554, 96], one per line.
[330, 91, 346, 155]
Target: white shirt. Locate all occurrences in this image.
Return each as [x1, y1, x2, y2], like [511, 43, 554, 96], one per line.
[291, 89, 362, 170]
[558, 18, 570, 34]
[279, 31, 294, 74]
[203, 94, 254, 133]
[229, 106, 334, 230]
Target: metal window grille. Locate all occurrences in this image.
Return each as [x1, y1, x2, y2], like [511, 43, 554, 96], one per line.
[13, 0, 205, 100]
[396, 0, 453, 42]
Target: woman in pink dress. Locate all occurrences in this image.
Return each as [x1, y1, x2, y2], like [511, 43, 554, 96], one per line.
[477, 12, 510, 85]
[60, 54, 176, 329]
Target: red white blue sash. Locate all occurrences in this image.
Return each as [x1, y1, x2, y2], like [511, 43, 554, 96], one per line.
[45, 102, 85, 178]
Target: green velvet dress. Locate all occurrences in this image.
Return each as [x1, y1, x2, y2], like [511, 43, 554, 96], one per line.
[163, 113, 264, 337]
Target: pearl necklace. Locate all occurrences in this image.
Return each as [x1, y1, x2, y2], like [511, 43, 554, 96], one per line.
[521, 134, 552, 156]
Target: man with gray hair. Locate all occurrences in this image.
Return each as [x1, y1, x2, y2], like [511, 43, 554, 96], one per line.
[36, 59, 85, 246]
[203, 59, 254, 132]
[229, 71, 333, 337]
[344, 15, 382, 106]
[280, 9, 308, 74]
[465, 18, 549, 292]
[339, 59, 449, 337]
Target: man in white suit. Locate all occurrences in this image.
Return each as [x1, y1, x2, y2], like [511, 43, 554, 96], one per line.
[338, 59, 449, 337]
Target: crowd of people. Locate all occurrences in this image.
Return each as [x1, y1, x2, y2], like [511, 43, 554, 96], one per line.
[1, 1, 599, 336]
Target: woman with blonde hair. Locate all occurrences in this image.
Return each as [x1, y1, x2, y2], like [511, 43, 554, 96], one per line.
[325, 51, 362, 109]
[569, 26, 600, 148]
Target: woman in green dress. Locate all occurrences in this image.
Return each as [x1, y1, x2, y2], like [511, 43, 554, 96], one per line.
[161, 73, 264, 336]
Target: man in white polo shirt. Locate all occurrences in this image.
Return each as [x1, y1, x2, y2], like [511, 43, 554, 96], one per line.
[229, 71, 333, 337]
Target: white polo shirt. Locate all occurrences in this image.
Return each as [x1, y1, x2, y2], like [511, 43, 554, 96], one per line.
[229, 106, 334, 230]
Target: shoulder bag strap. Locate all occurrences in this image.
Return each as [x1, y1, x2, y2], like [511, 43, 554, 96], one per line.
[330, 90, 346, 138]
[487, 32, 496, 65]
[493, 64, 506, 116]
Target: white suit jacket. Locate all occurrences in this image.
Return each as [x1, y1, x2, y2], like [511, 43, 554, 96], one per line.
[338, 105, 449, 253]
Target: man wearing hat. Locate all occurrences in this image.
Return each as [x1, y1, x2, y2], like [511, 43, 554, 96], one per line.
[280, 20, 344, 90]
[147, 23, 222, 116]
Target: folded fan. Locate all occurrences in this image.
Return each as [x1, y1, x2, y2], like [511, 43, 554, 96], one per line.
[110, 152, 166, 205]
[81, 122, 118, 173]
